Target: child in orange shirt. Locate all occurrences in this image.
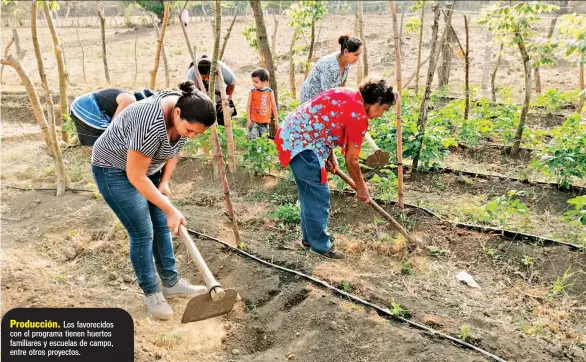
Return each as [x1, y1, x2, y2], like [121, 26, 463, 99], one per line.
[246, 68, 278, 140]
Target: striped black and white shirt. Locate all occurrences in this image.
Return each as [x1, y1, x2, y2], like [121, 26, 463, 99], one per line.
[91, 91, 187, 175]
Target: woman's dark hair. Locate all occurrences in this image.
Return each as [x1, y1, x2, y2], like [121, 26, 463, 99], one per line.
[251, 68, 270, 82]
[359, 77, 397, 106]
[197, 55, 211, 76]
[338, 34, 362, 54]
[176, 81, 216, 126]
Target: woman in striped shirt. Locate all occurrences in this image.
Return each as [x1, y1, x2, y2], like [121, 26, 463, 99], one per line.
[91, 81, 216, 320]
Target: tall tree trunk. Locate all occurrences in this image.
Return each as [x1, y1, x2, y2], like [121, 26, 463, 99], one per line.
[358, 0, 368, 76]
[75, 27, 87, 83]
[42, 2, 68, 143]
[412, 4, 444, 171]
[389, 0, 404, 209]
[437, 3, 455, 88]
[150, 1, 170, 90]
[415, 2, 424, 94]
[511, 33, 531, 156]
[250, 0, 279, 135]
[289, 28, 299, 96]
[219, 11, 238, 60]
[271, 11, 278, 55]
[208, 0, 241, 246]
[354, 14, 364, 86]
[31, 2, 56, 157]
[491, 43, 504, 102]
[580, 63, 585, 91]
[481, 31, 492, 98]
[304, 20, 316, 79]
[152, 15, 170, 88]
[1, 55, 69, 195]
[98, 7, 110, 83]
[464, 15, 470, 120]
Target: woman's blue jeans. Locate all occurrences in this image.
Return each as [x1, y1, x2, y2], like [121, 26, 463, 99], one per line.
[92, 165, 178, 295]
[289, 150, 333, 253]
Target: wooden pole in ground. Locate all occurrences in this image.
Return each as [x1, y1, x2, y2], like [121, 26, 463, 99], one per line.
[75, 27, 87, 83]
[150, 1, 170, 90]
[42, 1, 69, 143]
[1, 55, 69, 196]
[389, 0, 404, 209]
[151, 15, 170, 88]
[217, 69, 236, 173]
[289, 28, 299, 96]
[11, 29, 25, 60]
[98, 6, 110, 83]
[412, 4, 445, 171]
[415, 2, 424, 94]
[464, 15, 470, 120]
[208, 0, 241, 246]
[31, 1, 57, 156]
[0, 38, 14, 85]
[358, 0, 368, 77]
[219, 11, 238, 60]
[491, 43, 504, 102]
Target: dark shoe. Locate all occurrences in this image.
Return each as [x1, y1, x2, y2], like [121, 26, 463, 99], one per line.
[310, 247, 346, 259]
[295, 239, 310, 250]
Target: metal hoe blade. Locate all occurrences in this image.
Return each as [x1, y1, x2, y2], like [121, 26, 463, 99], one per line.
[181, 288, 238, 323]
[366, 150, 390, 168]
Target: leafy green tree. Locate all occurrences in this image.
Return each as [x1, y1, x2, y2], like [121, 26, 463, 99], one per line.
[478, 1, 557, 156]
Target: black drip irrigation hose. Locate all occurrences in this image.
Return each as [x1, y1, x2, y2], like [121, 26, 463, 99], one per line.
[335, 189, 585, 251]
[186, 227, 508, 362]
[403, 166, 586, 194]
[0, 184, 94, 193]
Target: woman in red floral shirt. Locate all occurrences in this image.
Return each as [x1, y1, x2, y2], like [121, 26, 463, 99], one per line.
[275, 78, 396, 259]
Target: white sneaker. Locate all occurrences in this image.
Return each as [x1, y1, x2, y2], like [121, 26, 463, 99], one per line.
[144, 292, 173, 320]
[162, 278, 208, 299]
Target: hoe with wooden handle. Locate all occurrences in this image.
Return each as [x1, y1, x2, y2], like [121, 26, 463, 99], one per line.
[334, 169, 426, 251]
[179, 225, 238, 323]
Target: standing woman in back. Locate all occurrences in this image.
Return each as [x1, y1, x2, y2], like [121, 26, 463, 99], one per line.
[299, 35, 363, 103]
[91, 81, 216, 320]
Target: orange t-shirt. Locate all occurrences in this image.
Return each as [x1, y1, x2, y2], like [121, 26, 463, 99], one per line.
[249, 88, 273, 124]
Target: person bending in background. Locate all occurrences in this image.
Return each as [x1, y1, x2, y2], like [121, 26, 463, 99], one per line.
[275, 78, 396, 260]
[69, 88, 153, 146]
[246, 68, 279, 140]
[185, 55, 237, 125]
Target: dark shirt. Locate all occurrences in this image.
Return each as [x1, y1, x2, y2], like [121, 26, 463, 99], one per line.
[95, 88, 126, 118]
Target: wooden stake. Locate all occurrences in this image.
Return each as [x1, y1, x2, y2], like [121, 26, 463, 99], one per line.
[98, 6, 110, 83]
[358, 0, 368, 77]
[217, 69, 236, 173]
[152, 15, 170, 88]
[0, 38, 14, 85]
[208, 0, 240, 246]
[1, 55, 69, 196]
[289, 28, 299, 96]
[464, 15, 470, 120]
[42, 1, 69, 143]
[32, 1, 57, 155]
[412, 4, 445, 171]
[415, 2, 424, 94]
[219, 10, 238, 60]
[150, 1, 170, 90]
[491, 43, 504, 102]
[389, 0, 404, 209]
[271, 11, 279, 56]
[75, 27, 87, 83]
[11, 29, 25, 60]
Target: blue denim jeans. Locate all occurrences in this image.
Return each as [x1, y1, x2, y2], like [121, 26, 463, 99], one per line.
[92, 165, 178, 295]
[289, 150, 332, 253]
